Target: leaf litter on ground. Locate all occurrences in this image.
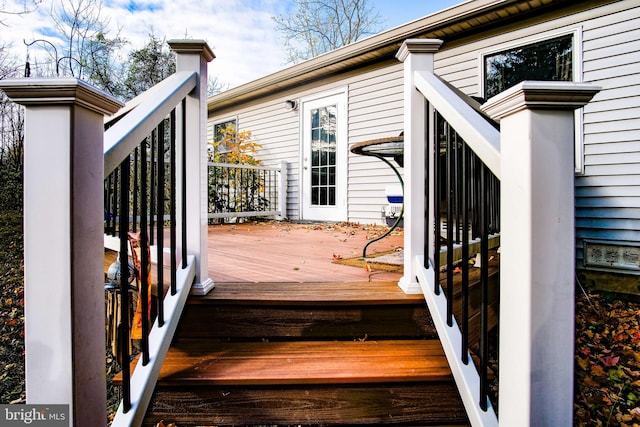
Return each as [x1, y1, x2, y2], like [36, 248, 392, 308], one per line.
[574, 284, 640, 427]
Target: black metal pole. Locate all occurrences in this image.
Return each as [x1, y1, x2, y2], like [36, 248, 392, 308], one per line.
[140, 140, 149, 366]
[170, 109, 177, 295]
[118, 160, 131, 413]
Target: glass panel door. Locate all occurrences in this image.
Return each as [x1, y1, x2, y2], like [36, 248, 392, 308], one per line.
[301, 91, 347, 221]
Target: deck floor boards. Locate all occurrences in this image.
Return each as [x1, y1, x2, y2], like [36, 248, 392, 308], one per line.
[206, 222, 403, 283]
[106, 222, 404, 284]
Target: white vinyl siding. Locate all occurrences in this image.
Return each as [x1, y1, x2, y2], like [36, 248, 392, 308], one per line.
[431, 1, 640, 272]
[209, 100, 301, 219]
[576, 3, 640, 270]
[348, 65, 404, 224]
[242, 102, 301, 220]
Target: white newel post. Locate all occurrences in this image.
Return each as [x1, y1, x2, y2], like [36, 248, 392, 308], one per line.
[482, 82, 600, 426]
[0, 79, 123, 426]
[279, 160, 288, 220]
[168, 40, 215, 295]
[396, 39, 442, 294]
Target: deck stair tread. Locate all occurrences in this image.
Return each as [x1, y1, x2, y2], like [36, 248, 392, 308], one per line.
[152, 339, 451, 386]
[192, 281, 424, 305]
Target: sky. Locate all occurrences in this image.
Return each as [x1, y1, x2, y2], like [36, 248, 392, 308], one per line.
[2, 0, 464, 89]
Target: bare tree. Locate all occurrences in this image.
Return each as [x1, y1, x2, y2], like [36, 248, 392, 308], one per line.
[24, 0, 126, 96]
[49, 0, 112, 78]
[0, 43, 24, 211]
[207, 75, 229, 97]
[273, 0, 381, 64]
[0, 0, 40, 26]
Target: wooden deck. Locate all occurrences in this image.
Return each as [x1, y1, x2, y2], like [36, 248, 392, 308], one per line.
[109, 223, 476, 426]
[105, 221, 404, 285]
[206, 221, 403, 283]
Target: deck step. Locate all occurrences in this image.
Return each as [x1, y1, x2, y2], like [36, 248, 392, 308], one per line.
[153, 339, 451, 386]
[140, 339, 468, 426]
[177, 281, 437, 341]
[192, 280, 426, 304]
[146, 383, 469, 426]
[124, 280, 470, 425]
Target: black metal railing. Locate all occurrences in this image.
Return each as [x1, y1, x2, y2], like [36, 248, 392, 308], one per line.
[427, 109, 501, 412]
[103, 109, 185, 412]
[208, 162, 281, 221]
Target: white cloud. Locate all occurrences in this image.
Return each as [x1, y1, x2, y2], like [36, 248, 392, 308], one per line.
[2, 0, 290, 88]
[3, 0, 463, 88]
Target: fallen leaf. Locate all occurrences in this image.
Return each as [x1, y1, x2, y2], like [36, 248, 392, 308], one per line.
[591, 364, 606, 377]
[577, 357, 589, 371]
[602, 355, 621, 367]
[584, 376, 600, 387]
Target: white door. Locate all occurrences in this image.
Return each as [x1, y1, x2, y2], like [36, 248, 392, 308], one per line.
[301, 91, 348, 221]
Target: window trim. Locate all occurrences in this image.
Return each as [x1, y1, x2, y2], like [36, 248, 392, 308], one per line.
[478, 26, 585, 174]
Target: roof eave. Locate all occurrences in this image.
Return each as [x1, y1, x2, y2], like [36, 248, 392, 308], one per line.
[207, 0, 569, 113]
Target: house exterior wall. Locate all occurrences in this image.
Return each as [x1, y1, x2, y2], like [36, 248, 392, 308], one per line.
[208, 0, 639, 276]
[578, 3, 640, 274]
[209, 65, 403, 223]
[347, 65, 404, 223]
[430, 0, 640, 274]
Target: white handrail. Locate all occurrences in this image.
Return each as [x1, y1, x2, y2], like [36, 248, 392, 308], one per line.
[413, 71, 501, 178]
[208, 161, 281, 171]
[105, 74, 193, 126]
[103, 71, 197, 176]
[413, 73, 501, 425]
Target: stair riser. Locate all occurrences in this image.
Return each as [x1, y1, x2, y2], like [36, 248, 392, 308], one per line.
[177, 304, 436, 340]
[143, 383, 468, 426]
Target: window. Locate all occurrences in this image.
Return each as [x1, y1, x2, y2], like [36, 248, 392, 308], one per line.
[482, 31, 584, 172]
[310, 105, 337, 206]
[212, 118, 237, 158]
[484, 34, 573, 99]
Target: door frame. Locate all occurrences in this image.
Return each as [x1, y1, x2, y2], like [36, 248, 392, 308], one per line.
[299, 88, 348, 222]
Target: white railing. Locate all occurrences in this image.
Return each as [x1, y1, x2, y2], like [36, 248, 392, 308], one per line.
[208, 160, 288, 221]
[105, 40, 214, 427]
[104, 71, 197, 175]
[398, 39, 600, 426]
[0, 39, 214, 427]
